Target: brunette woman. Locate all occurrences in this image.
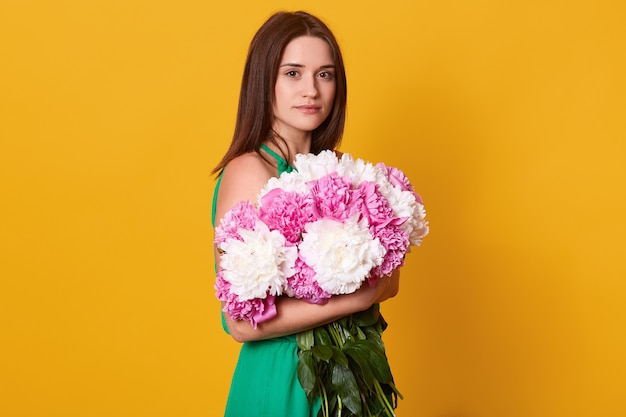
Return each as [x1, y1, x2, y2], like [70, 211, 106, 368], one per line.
[212, 11, 399, 416]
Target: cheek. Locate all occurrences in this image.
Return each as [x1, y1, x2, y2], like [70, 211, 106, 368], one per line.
[274, 82, 287, 104]
[326, 85, 337, 105]
[320, 81, 335, 98]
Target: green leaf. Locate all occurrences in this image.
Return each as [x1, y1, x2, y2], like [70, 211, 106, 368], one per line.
[359, 340, 393, 383]
[330, 345, 349, 367]
[311, 345, 334, 362]
[378, 311, 388, 331]
[352, 304, 380, 327]
[297, 329, 314, 351]
[356, 326, 366, 340]
[330, 362, 362, 416]
[297, 350, 317, 400]
[363, 326, 386, 353]
[343, 341, 375, 389]
[314, 327, 333, 346]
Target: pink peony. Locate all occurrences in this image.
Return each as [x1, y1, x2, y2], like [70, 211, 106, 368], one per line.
[214, 272, 277, 328]
[358, 181, 400, 227]
[358, 180, 411, 282]
[214, 200, 259, 246]
[376, 162, 423, 205]
[369, 224, 410, 282]
[287, 257, 332, 304]
[308, 172, 362, 221]
[259, 188, 320, 245]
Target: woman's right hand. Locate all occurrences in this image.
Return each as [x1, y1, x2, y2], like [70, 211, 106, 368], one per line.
[350, 269, 400, 310]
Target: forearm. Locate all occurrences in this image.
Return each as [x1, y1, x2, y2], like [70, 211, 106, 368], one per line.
[225, 293, 367, 342]
[225, 270, 400, 343]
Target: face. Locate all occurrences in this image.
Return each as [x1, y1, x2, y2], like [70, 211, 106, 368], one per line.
[272, 36, 336, 142]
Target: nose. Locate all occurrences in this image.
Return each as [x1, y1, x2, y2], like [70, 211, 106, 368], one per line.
[302, 75, 319, 98]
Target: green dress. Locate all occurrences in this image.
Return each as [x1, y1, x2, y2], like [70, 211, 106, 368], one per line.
[212, 145, 321, 417]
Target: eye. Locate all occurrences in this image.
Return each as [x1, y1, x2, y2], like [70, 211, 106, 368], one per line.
[318, 71, 335, 80]
[285, 70, 299, 77]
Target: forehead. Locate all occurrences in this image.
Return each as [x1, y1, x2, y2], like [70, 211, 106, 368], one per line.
[281, 36, 334, 64]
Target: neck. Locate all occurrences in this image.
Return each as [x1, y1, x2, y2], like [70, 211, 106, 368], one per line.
[268, 131, 312, 162]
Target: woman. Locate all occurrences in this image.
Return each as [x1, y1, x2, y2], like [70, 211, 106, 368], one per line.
[212, 11, 400, 417]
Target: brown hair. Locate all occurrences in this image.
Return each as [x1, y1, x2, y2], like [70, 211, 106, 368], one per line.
[212, 10, 347, 175]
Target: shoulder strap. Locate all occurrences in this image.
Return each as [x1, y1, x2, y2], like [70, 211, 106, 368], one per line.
[211, 170, 224, 227]
[260, 144, 295, 174]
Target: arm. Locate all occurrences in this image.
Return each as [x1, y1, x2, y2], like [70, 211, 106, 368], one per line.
[225, 269, 399, 342]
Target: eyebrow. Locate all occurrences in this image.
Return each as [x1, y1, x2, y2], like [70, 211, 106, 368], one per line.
[280, 63, 335, 69]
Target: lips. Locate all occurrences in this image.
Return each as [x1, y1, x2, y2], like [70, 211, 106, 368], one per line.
[296, 105, 321, 114]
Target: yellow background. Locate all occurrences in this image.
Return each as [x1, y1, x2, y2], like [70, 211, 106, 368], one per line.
[1, 1, 625, 416]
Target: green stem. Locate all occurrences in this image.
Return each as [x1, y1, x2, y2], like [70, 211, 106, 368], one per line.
[328, 322, 344, 347]
[374, 379, 395, 417]
[362, 391, 373, 417]
[319, 378, 329, 417]
[337, 395, 342, 417]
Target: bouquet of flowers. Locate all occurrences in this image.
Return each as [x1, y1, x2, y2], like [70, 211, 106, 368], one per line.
[214, 150, 428, 416]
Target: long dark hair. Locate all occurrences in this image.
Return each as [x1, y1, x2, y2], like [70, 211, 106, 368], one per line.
[212, 11, 347, 175]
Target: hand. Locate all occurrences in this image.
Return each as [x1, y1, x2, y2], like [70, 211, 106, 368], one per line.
[352, 270, 400, 310]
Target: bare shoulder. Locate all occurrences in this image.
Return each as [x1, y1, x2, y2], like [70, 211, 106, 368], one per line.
[214, 152, 276, 223]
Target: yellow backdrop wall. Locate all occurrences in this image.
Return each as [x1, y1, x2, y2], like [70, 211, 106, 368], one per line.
[1, 1, 625, 416]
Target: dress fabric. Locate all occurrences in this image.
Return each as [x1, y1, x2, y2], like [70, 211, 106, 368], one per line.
[212, 145, 321, 417]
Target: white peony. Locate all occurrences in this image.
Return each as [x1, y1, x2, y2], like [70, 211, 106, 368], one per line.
[220, 220, 297, 300]
[293, 150, 340, 181]
[380, 185, 429, 246]
[258, 170, 309, 199]
[337, 154, 388, 187]
[405, 202, 429, 246]
[383, 186, 416, 219]
[299, 217, 385, 295]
